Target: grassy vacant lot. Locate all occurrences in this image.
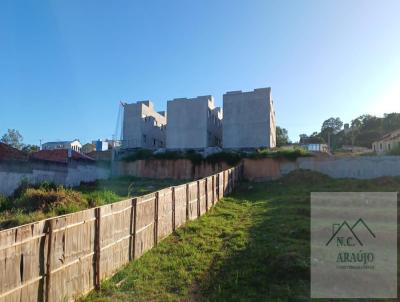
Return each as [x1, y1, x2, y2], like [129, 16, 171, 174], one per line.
[81, 171, 400, 302]
[0, 177, 183, 230]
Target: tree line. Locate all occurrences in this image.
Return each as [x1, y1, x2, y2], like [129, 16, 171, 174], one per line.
[0, 129, 39, 154]
[298, 113, 400, 149]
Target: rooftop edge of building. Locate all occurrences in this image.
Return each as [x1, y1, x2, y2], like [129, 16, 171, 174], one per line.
[168, 95, 214, 103]
[224, 87, 271, 95]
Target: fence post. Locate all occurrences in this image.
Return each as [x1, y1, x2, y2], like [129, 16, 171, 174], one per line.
[94, 207, 101, 289]
[172, 187, 176, 232]
[230, 170, 232, 192]
[205, 178, 208, 212]
[45, 219, 54, 302]
[219, 173, 222, 200]
[231, 169, 234, 191]
[222, 171, 225, 197]
[215, 175, 218, 203]
[185, 183, 189, 221]
[154, 192, 159, 246]
[212, 175, 215, 206]
[197, 180, 200, 217]
[130, 198, 137, 261]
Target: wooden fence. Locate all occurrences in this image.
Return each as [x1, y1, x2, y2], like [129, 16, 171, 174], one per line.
[0, 165, 243, 302]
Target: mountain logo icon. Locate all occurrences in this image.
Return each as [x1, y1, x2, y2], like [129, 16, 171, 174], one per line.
[325, 218, 376, 246]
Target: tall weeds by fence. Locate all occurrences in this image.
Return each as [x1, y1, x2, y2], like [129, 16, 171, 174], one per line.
[0, 165, 243, 302]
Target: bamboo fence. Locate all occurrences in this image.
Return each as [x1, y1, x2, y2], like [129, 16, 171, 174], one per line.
[0, 165, 243, 302]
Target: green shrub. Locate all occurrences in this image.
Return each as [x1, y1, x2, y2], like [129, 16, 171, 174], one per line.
[246, 148, 311, 161]
[123, 149, 154, 162]
[387, 145, 400, 156]
[121, 147, 311, 165]
[206, 151, 243, 166]
[14, 186, 86, 212]
[85, 190, 120, 207]
[0, 194, 10, 211]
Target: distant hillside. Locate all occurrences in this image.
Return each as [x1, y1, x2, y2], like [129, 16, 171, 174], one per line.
[338, 113, 400, 148]
[300, 113, 400, 149]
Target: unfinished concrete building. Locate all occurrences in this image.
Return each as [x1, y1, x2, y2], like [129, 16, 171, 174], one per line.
[166, 95, 222, 149]
[122, 100, 167, 149]
[223, 87, 276, 149]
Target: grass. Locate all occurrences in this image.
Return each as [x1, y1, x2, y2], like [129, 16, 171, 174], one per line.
[81, 170, 400, 302]
[0, 177, 183, 230]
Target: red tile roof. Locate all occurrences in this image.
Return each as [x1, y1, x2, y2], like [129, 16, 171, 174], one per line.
[30, 149, 95, 163]
[0, 142, 28, 161]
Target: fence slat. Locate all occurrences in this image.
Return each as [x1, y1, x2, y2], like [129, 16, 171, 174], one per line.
[196, 180, 200, 218]
[45, 219, 54, 302]
[154, 192, 159, 246]
[130, 198, 137, 261]
[94, 207, 101, 289]
[205, 178, 208, 212]
[172, 187, 176, 232]
[185, 183, 189, 221]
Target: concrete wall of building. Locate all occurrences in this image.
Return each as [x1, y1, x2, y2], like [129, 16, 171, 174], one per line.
[112, 159, 230, 180]
[0, 160, 110, 196]
[122, 101, 166, 149]
[243, 156, 400, 181]
[372, 138, 400, 154]
[223, 87, 276, 149]
[166, 96, 222, 149]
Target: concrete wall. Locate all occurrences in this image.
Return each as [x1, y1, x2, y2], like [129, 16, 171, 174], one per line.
[0, 160, 110, 196]
[122, 100, 167, 149]
[166, 95, 222, 149]
[112, 159, 230, 180]
[223, 87, 276, 149]
[243, 156, 400, 181]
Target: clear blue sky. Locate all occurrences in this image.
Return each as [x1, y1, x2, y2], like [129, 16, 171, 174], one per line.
[1, 0, 400, 145]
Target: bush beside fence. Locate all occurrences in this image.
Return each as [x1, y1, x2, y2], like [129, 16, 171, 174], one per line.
[0, 164, 243, 302]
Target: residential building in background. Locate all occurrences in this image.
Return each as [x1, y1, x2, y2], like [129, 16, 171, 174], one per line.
[166, 95, 222, 149]
[122, 100, 167, 149]
[372, 129, 400, 154]
[223, 87, 276, 149]
[41, 139, 82, 152]
[302, 143, 329, 153]
[105, 139, 121, 149]
[92, 140, 109, 151]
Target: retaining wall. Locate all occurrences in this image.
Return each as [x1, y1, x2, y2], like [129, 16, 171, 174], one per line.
[243, 156, 400, 181]
[0, 160, 110, 196]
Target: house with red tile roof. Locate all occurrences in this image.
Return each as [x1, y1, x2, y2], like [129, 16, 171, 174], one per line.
[30, 149, 95, 164]
[0, 142, 28, 161]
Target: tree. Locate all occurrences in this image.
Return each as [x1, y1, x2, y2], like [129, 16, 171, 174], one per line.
[276, 126, 290, 147]
[21, 144, 40, 154]
[1, 129, 23, 150]
[321, 117, 343, 150]
[321, 117, 343, 134]
[299, 134, 308, 144]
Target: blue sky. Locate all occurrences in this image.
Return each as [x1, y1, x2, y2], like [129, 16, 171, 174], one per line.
[1, 0, 400, 145]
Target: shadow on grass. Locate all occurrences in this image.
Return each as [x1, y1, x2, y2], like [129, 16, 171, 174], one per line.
[197, 182, 311, 301]
[197, 177, 400, 302]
